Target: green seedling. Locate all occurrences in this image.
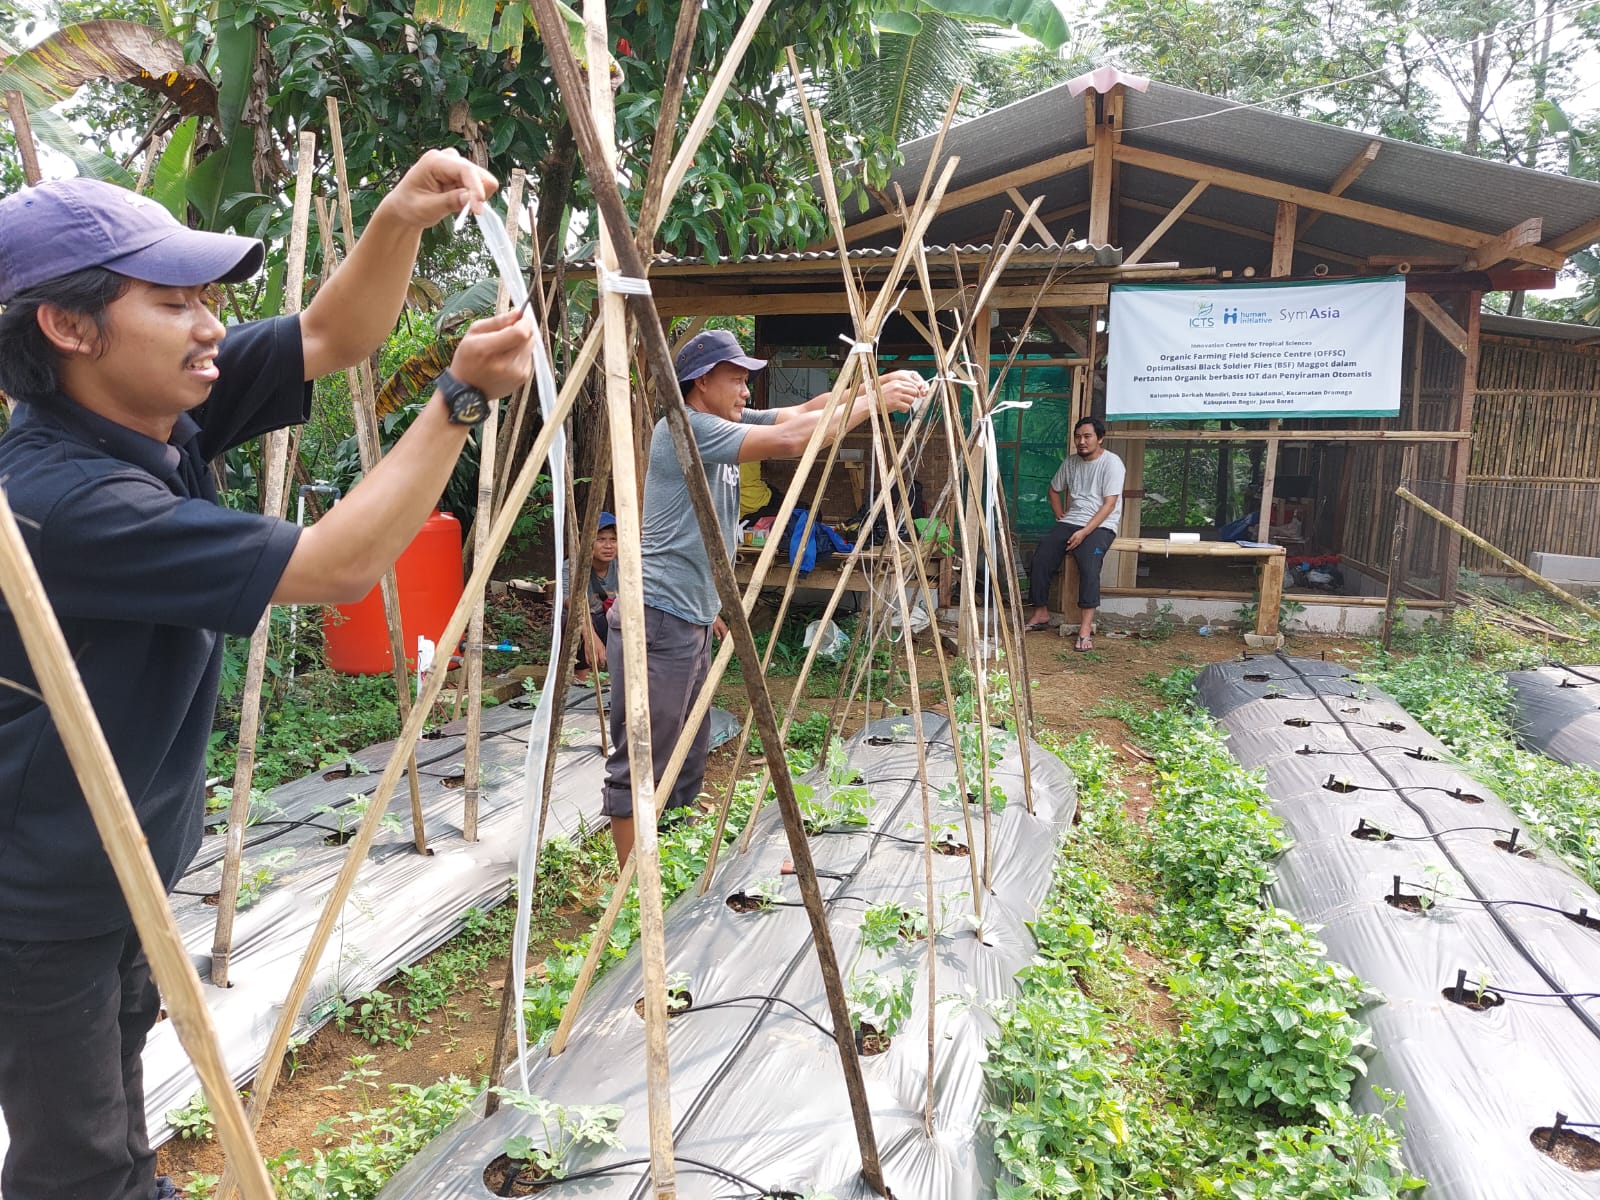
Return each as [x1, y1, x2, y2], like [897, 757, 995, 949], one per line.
[491, 1089, 625, 1182]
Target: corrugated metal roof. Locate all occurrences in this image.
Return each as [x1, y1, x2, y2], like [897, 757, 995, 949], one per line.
[1481, 313, 1600, 344]
[561, 238, 1122, 274]
[864, 79, 1600, 269]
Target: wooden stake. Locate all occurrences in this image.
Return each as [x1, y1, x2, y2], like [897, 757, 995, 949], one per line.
[1381, 446, 1418, 648]
[0, 490, 276, 1200]
[210, 133, 317, 987]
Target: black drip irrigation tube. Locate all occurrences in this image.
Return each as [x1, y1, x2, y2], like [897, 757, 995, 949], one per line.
[1271, 652, 1600, 1050]
[495, 1152, 806, 1199]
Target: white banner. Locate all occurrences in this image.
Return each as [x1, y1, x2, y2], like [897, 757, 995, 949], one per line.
[1105, 277, 1405, 420]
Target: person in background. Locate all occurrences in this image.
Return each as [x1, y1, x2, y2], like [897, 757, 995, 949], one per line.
[0, 155, 534, 1200]
[573, 511, 619, 684]
[602, 330, 926, 867]
[1026, 416, 1125, 650]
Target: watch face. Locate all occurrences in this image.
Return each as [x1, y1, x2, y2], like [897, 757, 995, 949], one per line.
[453, 392, 488, 425]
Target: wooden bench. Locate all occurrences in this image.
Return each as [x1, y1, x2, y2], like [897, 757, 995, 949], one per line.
[1055, 536, 1287, 637]
[733, 543, 953, 604]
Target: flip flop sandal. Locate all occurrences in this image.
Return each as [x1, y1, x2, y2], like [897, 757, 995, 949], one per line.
[1075, 635, 1094, 652]
[1025, 619, 1052, 632]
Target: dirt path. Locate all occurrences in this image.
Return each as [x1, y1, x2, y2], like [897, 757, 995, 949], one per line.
[159, 623, 1362, 1191]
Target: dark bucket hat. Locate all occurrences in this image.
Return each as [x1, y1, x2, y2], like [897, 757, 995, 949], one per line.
[674, 328, 767, 385]
[0, 178, 263, 304]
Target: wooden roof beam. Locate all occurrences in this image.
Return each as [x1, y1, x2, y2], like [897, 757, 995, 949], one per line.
[1121, 197, 1362, 266]
[1297, 140, 1380, 239]
[840, 145, 1094, 244]
[1006, 187, 1059, 245]
[1406, 291, 1469, 355]
[1549, 213, 1600, 255]
[1462, 217, 1542, 271]
[1114, 143, 1566, 269]
[1123, 182, 1208, 266]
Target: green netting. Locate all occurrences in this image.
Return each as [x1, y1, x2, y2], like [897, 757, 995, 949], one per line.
[962, 361, 1074, 543]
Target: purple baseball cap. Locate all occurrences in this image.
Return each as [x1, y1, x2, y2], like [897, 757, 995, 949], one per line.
[0, 178, 263, 304]
[674, 328, 766, 385]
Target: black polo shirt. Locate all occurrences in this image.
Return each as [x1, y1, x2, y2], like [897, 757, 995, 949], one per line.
[0, 315, 309, 940]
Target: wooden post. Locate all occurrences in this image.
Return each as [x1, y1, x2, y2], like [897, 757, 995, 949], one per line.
[0, 490, 276, 1200]
[1257, 418, 1280, 546]
[209, 133, 317, 987]
[1381, 445, 1419, 647]
[4, 90, 41, 184]
[1441, 293, 1482, 605]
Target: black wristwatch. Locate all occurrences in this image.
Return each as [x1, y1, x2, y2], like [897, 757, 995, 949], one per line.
[434, 369, 489, 427]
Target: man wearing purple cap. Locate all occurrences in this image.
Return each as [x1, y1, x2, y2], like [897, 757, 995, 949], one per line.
[601, 329, 927, 866]
[0, 151, 535, 1200]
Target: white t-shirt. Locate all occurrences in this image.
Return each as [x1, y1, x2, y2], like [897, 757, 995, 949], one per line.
[1050, 450, 1126, 535]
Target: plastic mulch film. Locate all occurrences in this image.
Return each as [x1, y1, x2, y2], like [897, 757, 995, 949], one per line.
[0, 689, 737, 1173]
[379, 714, 1078, 1200]
[1197, 656, 1600, 1200]
[1508, 665, 1600, 771]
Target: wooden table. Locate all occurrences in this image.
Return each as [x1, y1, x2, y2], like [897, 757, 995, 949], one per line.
[733, 544, 953, 604]
[1057, 536, 1287, 636]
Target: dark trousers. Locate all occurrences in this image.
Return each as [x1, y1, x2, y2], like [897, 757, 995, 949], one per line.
[1030, 523, 1117, 611]
[601, 604, 713, 821]
[0, 925, 160, 1200]
[575, 609, 609, 671]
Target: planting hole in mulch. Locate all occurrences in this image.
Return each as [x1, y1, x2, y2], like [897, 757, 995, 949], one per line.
[933, 839, 970, 857]
[323, 828, 356, 847]
[1384, 892, 1431, 914]
[421, 729, 448, 740]
[1450, 788, 1487, 805]
[1340, 706, 1362, 714]
[201, 892, 220, 906]
[1262, 692, 1289, 700]
[1442, 983, 1504, 1010]
[1532, 1127, 1600, 1171]
[1493, 838, 1536, 859]
[1566, 909, 1600, 933]
[441, 774, 467, 789]
[634, 988, 693, 1019]
[726, 892, 769, 914]
[322, 764, 354, 781]
[1324, 777, 1360, 794]
[855, 1023, 890, 1056]
[1351, 821, 1393, 841]
[205, 819, 228, 836]
[482, 1155, 554, 1196]
[1378, 720, 1406, 732]
[866, 736, 895, 747]
[1243, 673, 1271, 682]
[1560, 678, 1583, 689]
[1283, 718, 1313, 728]
[1404, 747, 1440, 761]
[1295, 745, 1321, 756]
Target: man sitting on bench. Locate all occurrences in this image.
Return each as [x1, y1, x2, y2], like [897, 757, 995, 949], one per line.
[1026, 416, 1125, 650]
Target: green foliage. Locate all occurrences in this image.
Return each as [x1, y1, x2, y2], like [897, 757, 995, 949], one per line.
[845, 966, 916, 1036]
[166, 1090, 216, 1141]
[209, 672, 402, 791]
[270, 1076, 479, 1200]
[491, 1089, 625, 1181]
[234, 847, 295, 909]
[1209, 1092, 1424, 1198]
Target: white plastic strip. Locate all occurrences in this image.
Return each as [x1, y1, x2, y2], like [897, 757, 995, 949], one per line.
[472, 204, 566, 1089]
[599, 263, 652, 296]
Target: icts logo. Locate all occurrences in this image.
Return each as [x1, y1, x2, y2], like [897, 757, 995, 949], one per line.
[1188, 301, 1215, 329]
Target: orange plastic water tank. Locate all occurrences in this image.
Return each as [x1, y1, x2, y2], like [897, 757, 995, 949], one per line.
[323, 510, 464, 675]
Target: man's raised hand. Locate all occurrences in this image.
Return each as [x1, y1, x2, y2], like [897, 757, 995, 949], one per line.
[877, 369, 928, 414]
[449, 309, 537, 400]
[383, 149, 501, 229]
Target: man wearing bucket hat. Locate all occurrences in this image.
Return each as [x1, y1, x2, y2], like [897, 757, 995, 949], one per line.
[0, 151, 535, 1200]
[602, 329, 927, 866]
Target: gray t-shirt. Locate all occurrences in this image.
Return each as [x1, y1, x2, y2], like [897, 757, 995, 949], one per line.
[1050, 449, 1126, 535]
[641, 407, 778, 626]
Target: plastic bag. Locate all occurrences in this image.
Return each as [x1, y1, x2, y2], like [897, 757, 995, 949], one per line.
[802, 619, 849, 661]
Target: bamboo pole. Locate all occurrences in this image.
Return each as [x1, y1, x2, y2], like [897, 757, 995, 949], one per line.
[209, 133, 318, 986]
[0, 490, 276, 1200]
[322, 101, 430, 853]
[526, 5, 903, 1188]
[213, 324, 606, 1200]
[461, 170, 527, 842]
[1396, 486, 1600, 622]
[578, 3, 678, 1190]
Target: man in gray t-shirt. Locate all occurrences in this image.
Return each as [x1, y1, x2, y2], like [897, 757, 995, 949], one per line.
[603, 329, 926, 865]
[1027, 416, 1126, 650]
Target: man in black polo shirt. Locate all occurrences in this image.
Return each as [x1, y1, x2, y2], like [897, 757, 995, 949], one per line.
[0, 154, 534, 1200]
